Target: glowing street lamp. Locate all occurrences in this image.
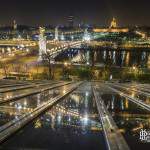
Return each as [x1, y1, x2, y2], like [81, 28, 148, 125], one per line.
[60, 33, 65, 41]
[64, 62, 68, 67]
[71, 35, 74, 41]
[132, 66, 136, 70]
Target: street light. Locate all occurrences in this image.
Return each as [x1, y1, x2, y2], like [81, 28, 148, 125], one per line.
[132, 66, 136, 70]
[64, 62, 68, 67]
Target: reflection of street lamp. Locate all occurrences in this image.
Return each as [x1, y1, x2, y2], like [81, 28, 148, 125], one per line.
[110, 75, 113, 80]
[71, 36, 74, 41]
[132, 65, 140, 78]
[26, 48, 29, 52]
[63, 89, 66, 94]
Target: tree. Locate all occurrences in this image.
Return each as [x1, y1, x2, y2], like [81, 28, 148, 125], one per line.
[42, 52, 54, 80]
[0, 61, 9, 78]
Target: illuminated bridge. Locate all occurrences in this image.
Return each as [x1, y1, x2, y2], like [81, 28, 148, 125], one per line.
[46, 41, 83, 58]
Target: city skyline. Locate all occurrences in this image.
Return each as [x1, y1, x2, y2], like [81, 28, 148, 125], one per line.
[0, 0, 150, 26]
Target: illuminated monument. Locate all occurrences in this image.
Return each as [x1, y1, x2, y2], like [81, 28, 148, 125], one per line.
[93, 17, 129, 33]
[12, 20, 18, 36]
[110, 17, 117, 28]
[60, 33, 65, 41]
[13, 20, 17, 30]
[55, 27, 59, 41]
[38, 27, 46, 61]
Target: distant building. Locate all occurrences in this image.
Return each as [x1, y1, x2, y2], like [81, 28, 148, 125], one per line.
[93, 18, 129, 33]
[68, 15, 74, 28]
[110, 17, 117, 28]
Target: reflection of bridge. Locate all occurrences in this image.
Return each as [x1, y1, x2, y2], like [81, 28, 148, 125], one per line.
[54, 104, 98, 119]
[0, 104, 97, 119]
[0, 106, 32, 115]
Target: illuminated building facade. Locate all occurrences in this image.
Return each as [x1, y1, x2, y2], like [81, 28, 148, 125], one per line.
[110, 17, 117, 28]
[93, 18, 129, 33]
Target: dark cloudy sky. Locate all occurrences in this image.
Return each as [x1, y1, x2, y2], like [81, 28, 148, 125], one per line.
[0, 0, 149, 26]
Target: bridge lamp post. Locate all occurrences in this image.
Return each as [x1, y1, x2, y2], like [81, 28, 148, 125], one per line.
[63, 62, 70, 79]
[132, 66, 136, 70]
[60, 33, 65, 41]
[64, 62, 68, 67]
[71, 36, 74, 41]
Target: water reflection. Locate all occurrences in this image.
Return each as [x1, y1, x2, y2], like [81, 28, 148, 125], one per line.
[101, 93, 150, 149]
[0, 84, 72, 127]
[102, 94, 149, 113]
[0, 81, 58, 99]
[55, 48, 150, 68]
[110, 85, 150, 105]
[0, 108, 22, 126]
[1, 83, 106, 150]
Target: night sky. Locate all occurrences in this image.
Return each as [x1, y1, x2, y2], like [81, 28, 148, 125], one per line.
[0, 0, 149, 26]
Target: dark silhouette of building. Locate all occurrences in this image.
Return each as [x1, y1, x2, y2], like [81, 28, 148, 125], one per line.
[68, 15, 74, 28]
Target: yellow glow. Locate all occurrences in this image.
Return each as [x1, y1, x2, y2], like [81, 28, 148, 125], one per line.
[93, 28, 129, 33]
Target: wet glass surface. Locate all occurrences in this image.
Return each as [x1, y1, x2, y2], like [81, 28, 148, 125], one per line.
[0, 84, 72, 127]
[109, 85, 150, 105]
[0, 107, 23, 127]
[0, 81, 60, 99]
[0, 84, 28, 89]
[119, 83, 150, 93]
[1, 83, 106, 150]
[100, 89, 150, 150]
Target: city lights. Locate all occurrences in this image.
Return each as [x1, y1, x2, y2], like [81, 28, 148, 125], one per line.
[0, 1, 149, 150]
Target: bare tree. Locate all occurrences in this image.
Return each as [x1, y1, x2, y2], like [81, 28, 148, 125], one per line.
[42, 52, 54, 80]
[0, 61, 9, 78]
